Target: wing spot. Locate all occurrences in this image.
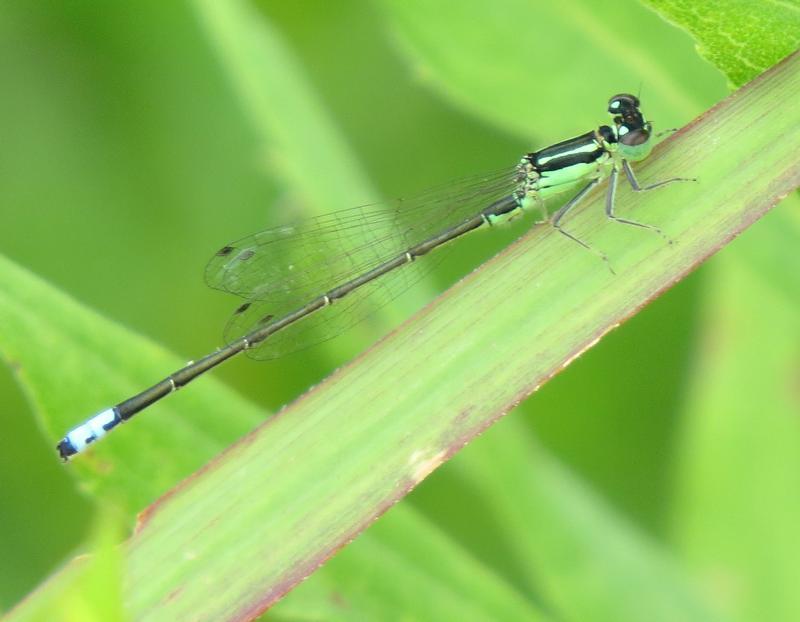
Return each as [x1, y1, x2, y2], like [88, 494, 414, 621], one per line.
[216, 245, 235, 257]
[237, 249, 255, 261]
[258, 314, 274, 325]
[235, 302, 251, 314]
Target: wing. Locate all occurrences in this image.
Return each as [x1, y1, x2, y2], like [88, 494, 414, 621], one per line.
[208, 164, 524, 359]
[223, 257, 443, 359]
[204, 166, 521, 304]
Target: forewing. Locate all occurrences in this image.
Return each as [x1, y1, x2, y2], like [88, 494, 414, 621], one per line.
[204, 166, 521, 305]
[211, 165, 523, 358]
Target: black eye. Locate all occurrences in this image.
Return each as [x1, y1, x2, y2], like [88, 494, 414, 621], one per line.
[608, 93, 640, 113]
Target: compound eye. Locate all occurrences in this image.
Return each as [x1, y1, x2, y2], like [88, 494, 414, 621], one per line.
[608, 93, 640, 113]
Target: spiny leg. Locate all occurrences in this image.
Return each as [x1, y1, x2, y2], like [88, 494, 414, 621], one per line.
[551, 178, 615, 274]
[605, 166, 671, 243]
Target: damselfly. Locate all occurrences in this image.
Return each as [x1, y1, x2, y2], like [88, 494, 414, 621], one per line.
[57, 93, 692, 460]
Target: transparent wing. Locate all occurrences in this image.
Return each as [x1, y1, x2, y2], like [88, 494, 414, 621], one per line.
[223, 257, 445, 359]
[205, 167, 521, 303]
[208, 165, 524, 359]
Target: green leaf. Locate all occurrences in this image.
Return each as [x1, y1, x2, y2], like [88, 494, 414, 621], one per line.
[642, 0, 800, 86]
[115, 53, 799, 620]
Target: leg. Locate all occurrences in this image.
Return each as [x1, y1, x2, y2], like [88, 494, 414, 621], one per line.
[551, 178, 615, 273]
[605, 166, 670, 242]
[622, 159, 695, 192]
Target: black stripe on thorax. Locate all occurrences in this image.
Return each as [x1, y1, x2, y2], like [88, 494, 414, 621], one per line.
[526, 127, 613, 172]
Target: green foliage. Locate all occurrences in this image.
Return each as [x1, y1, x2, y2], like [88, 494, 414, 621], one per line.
[643, 0, 800, 86]
[0, 1, 798, 621]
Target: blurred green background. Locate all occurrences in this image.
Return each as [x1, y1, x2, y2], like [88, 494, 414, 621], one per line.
[1, 0, 798, 620]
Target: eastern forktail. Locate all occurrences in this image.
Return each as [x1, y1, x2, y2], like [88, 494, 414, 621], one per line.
[57, 93, 692, 460]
